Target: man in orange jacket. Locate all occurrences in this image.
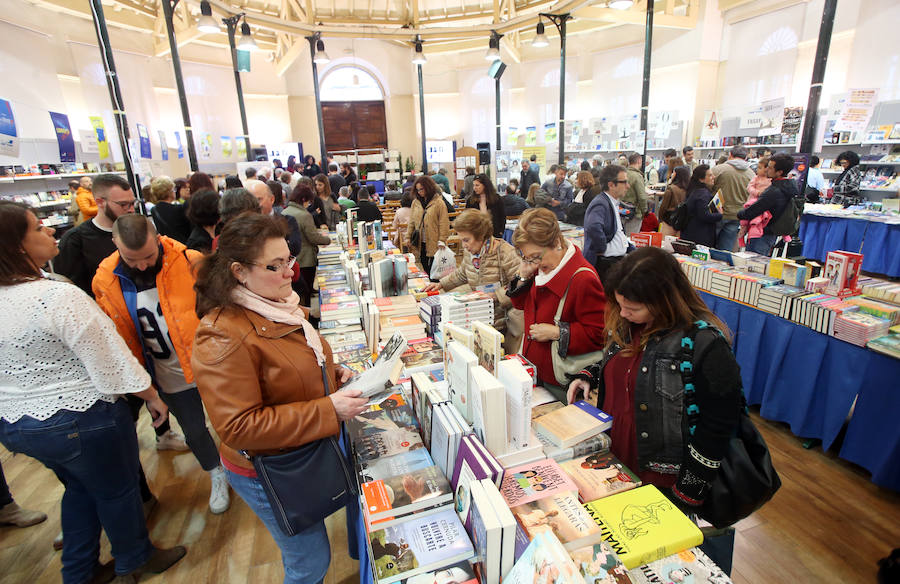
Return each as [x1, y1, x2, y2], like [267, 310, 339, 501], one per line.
[75, 175, 98, 222]
[93, 215, 230, 515]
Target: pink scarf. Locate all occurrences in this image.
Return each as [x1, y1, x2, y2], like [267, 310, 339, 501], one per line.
[231, 285, 326, 366]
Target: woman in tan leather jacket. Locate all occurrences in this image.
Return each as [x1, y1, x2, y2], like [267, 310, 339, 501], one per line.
[406, 175, 450, 278]
[191, 214, 368, 584]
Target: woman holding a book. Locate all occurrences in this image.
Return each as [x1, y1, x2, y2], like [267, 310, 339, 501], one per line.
[407, 175, 450, 278]
[423, 209, 523, 353]
[566, 246, 743, 515]
[679, 165, 721, 248]
[192, 214, 368, 584]
[505, 208, 607, 402]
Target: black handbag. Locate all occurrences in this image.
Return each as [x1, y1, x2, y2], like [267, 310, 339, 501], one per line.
[680, 322, 781, 529]
[244, 365, 357, 537]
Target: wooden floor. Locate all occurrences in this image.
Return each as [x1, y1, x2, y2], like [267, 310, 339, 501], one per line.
[1, 409, 898, 584]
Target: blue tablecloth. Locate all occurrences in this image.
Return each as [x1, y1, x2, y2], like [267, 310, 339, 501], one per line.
[698, 291, 900, 492]
[799, 214, 900, 277]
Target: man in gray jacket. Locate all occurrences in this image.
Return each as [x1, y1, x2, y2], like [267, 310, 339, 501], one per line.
[711, 145, 754, 251]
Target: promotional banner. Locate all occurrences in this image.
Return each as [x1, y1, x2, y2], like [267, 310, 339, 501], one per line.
[507, 127, 519, 145]
[791, 152, 810, 192]
[0, 99, 19, 157]
[590, 117, 611, 136]
[159, 130, 169, 161]
[201, 134, 212, 158]
[525, 126, 537, 146]
[740, 105, 763, 130]
[833, 88, 879, 133]
[567, 120, 582, 147]
[543, 123, 556, 144]
[237, 137, 247, 159]
[49, 112, 76, 162]
[521, 146, 546, 174]
[174, 131, 184, 159]
[89, 116, 109, 159]
[758, 98, 785, 136]
[137, 123, 151, 158]
[700, 110, 720, 140]
[221, 136, 232, 157]
[651, 111, 676, 140]
[618, 114, 639, 139]
[78, 129, 99, 154]
[782, 107, 803, 137]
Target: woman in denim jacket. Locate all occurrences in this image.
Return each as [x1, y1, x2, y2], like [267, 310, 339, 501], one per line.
[567, 246, 743, 512]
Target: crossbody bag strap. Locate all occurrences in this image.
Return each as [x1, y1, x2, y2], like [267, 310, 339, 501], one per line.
[554, 267, 595, 324]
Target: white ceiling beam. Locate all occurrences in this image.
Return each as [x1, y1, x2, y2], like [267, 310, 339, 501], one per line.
[274, 36, 307, 76]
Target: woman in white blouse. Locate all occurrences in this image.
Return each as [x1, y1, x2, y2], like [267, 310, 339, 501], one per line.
[0, 202, 186, 584]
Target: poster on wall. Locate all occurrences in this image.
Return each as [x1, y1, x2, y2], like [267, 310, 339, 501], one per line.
[758, 98, 785, 136]
[221, 136, 232, 157]
[651, 111, 676, 140]
[701, 110, 720, 140]
[78, 129, 99, 154]
[567, 120, 582, 147]
[159, 131, 169, 161]
[521, 146, 546, 175]
[740, 105, 763, 130]
[590, 117, 611, 136]
[89, 116, 109, 159]
[49, 112, 76, 162]
[0, 99, 19, 157]
[833, 88, 879, 133]
[495, 150, 510, 185]
[174, 131, 184, 159]
[507, 127, 519, 145]
[137, 124, 151, 158]
[237, 137, 247, 159]
[201, 134, 212, 159]
[790, 152, 810, 191]
[618, 114, 639, 139]
[782, 107, 803, 137]
[543, 123, 556, 144]
[525, 126, 537, 146]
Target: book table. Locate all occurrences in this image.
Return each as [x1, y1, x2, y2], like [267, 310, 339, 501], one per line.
[799, 214, 900, 277]
[698, 290, 900, 491]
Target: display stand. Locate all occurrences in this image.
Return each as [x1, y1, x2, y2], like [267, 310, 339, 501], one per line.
[454, 146, 478, 194]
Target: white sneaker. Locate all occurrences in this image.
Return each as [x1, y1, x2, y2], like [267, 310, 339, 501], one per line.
[156, 430, 189, 451]
[208, 467, 230, 514]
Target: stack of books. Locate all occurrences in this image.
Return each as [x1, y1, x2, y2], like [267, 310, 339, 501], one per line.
[399, 339, 445, 377]
[419, 295, 443, 335]
[832, 311, 891, 346]
[533, 401, 613, 449]
[845, 296, 900, 325]
[316, 239, 343, 267]
[868, 327, 900, 359]
[789, 293, 859, 335]
[439, 291, 495, 332]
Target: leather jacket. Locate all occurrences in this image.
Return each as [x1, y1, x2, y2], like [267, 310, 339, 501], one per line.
[191, 305, 341, 471]
[576, 326, 742, 505]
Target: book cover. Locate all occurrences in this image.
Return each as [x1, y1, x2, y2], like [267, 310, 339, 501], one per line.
[466, 479, 503, 584]
[534, 402, 613, 448]
[357, 448, 435, 484]
[498, 359, 534, 451]
[500, 458, 578, 507]
[342, 331, 408, 399]
[536, 431, 613, 464]
[560, 453, 641, 502]
[398, 561, 477, 584]
[362, 465, 454, 522]
[447, 341, 478, 424]
[502, 532, 583, 584]
[451, 436, 492, 525]
[467, 434, 504, 487]
[569, 541, 634, 584]
[512, 492, 604, 551]
[479, 478, 518, 581]
[469, 365, 508, 457]
[583, 485, 704, 570]
[356, 427, 426, 462]
[472, 321, 504, 375]
[370, 508, 475, 583]
[627, 547, 732, 584]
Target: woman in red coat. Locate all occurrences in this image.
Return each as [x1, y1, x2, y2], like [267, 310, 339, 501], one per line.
[506, 208, 607, 402]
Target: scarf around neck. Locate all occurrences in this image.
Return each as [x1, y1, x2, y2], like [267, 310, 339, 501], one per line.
[231, 285, 326, 366]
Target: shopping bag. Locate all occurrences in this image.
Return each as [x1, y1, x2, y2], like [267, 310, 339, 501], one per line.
[430, 242, 456, 280]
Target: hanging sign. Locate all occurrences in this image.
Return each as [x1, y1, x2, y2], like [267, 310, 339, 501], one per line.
[0, 99, 19, 157]
[78, 129, 99, 154]
[758, 98, 785, 136]
[201, 133, 212, 158]
[221, 136, 232, 157]
[237, 137, 247, 159]
[89, 116, 109, 158]
[49, 112, 76, 162]
[833, 88, 879, 133]
[782, 107, 803, 136]
[159, 130, 169, 161]
[507, 127, 519, 145]
[740, 105, 763, 130]
[137, 123, 151, 158]
[174, 131, 184, 159]
[701, 110, 720, 140]
[525, 126, 537, 146]
[543, 122, 557, 144]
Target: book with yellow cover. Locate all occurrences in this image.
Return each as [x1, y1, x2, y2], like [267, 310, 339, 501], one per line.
[582, 485, 703, 570]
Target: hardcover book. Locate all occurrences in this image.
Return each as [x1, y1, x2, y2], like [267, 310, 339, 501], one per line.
[356, 426, 426, 461]
[533, 401, 613, 448]
[626, 546, 732, 584]
[469, 365, 508, 456]
[466, 479, 503, 584]
[472, 321, 504, 375]
[357, 448, 436, 484]
[447, 341, 478, 424]
[583, 485, 703, 570]
[500, 458, 578, 507]
[560, 453, 641, 502]
[362, 465, 453, 523]
[451, 435, 493, 525]
[498, 359, 534, 451]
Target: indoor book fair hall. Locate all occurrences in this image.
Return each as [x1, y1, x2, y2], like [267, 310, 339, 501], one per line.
[1, 0, 899, 583]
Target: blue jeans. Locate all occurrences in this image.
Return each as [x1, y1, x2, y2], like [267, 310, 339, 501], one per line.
[746, 234, 777, 257]
[716, 220, 740, 252]
[0, 399, 153, 583]
[225, 468, 329, 584]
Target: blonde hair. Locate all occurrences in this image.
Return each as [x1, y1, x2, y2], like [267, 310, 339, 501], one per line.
[575, 171, 594, 189]
[513, 208, 563, 249]
[150, 176, 175, 202]
[453, 209, 493, 243]
[526, 183, 540, 206]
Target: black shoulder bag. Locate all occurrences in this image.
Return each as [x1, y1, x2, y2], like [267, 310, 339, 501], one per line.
[244, 365, 357, 537]
[680, 321, 781, 529]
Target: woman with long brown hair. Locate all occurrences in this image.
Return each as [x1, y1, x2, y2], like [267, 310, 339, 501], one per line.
[313, 173, 342, 230]
[407, 175, 450, 277]
[465, 173, 505, 238]
[567, 246, 742, 514]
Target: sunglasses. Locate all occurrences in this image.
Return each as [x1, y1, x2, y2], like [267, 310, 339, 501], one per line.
[249, 255, 297, 273]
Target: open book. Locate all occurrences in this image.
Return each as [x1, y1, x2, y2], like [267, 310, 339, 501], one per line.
[340, 332, 408, 403]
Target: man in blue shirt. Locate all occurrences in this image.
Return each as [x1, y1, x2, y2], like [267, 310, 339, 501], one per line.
[805, 155, 827, 202]
[540, 165, 574, 220]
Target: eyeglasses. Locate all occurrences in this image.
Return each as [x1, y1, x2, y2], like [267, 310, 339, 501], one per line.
[249, 255, 297, 273]
[108, 199, 139, 209]
[516, 249, 545, 265]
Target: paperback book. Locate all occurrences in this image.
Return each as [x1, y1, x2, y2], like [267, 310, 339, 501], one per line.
[533, 401, 613, 448]
[361, 464, 454, 523]
[560, 453, 641, 502]
[511, 491, 605, 551]
[627, 546, 732, 584]
[502, 531, 583, 584]
[500, 458, 579, 507]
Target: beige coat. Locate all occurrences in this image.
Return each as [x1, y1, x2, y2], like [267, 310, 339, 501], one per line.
[407, 195, 450, 258]
[440, 237, 520, 317]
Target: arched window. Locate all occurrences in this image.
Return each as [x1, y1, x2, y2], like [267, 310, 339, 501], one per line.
[320, 66, 384, 101]
[758, 27, 799, 56]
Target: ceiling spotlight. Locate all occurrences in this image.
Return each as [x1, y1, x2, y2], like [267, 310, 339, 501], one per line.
[412, 40, 426, 65]
[608, 0, 634, 9]
[313, 38, 330, 64]
[197, 0, 219, 33]
[532, 21, 549, 48]
[238, 20, 258, 51]
[485, 34, 501, 62]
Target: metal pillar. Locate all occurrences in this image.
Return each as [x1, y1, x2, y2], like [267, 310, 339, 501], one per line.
[418, 63, 427, 173]
[639, 0, 654, 172]
[87, 0, 140, 202]
[541, 13, 570, 166]
[307, 35, 328, 166]
[495, 77, 501, 152]
[799, 0, 838, 155]
[224, 15, 252, 162]
[161, 0, 199, 171]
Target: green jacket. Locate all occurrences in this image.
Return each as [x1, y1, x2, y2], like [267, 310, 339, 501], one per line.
[624, 166, 648, 218]
[281, 202, 332, 267]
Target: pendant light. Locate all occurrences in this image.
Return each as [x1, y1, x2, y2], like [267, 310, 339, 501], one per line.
[197, 0, 220, 33]
[532, 20, 549, 48]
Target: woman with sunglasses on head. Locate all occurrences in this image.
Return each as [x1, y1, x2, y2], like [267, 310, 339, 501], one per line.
[566, 246, 742, 516]
[465, 173, 505, 238]
[192, 214, 368, 584]
[505, 208, 607, 402]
